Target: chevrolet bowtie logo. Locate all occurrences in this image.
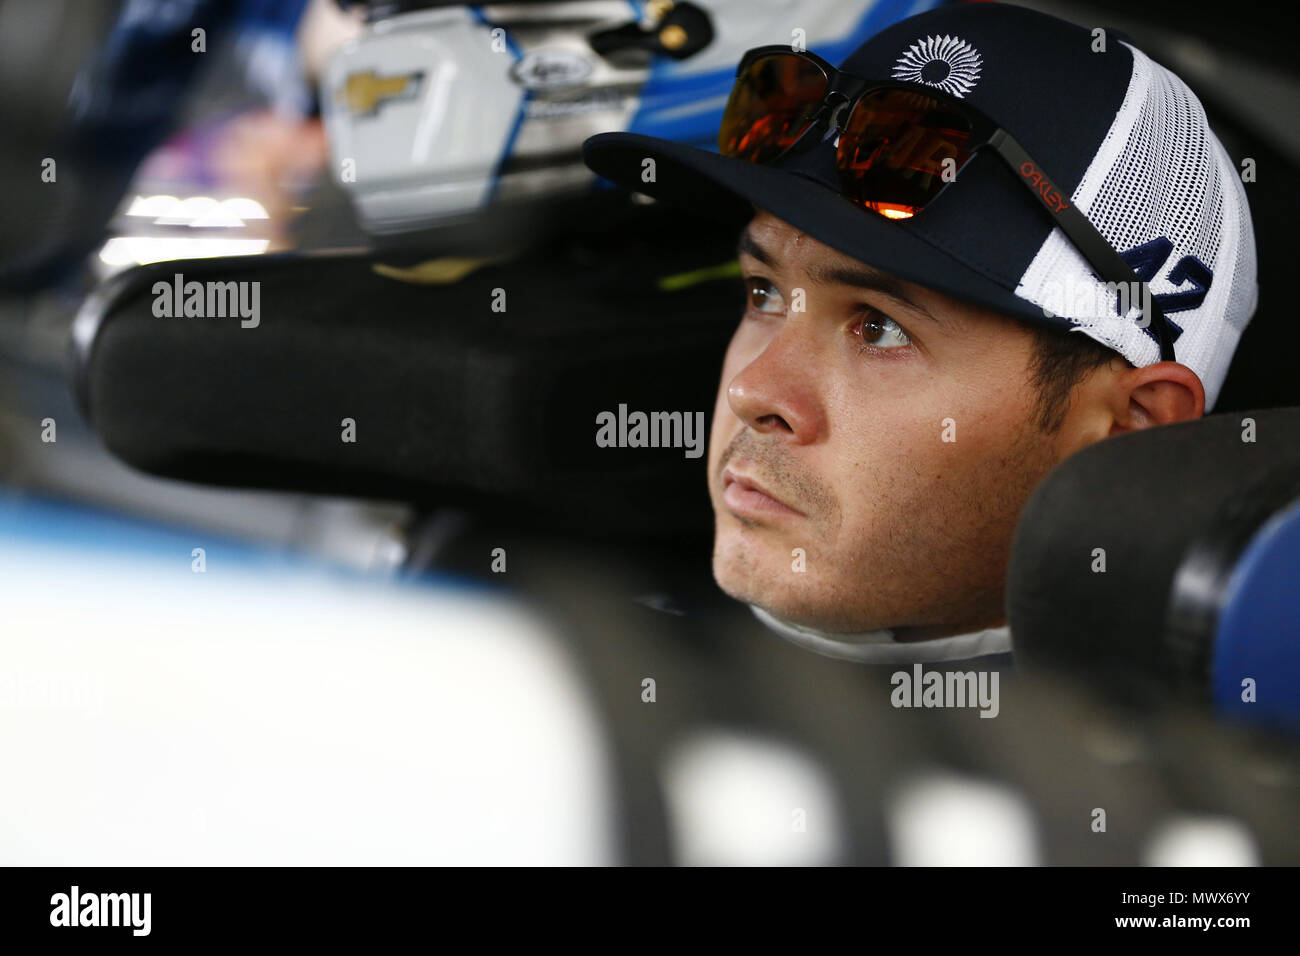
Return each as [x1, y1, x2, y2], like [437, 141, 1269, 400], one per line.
[339, 70, 424, 117]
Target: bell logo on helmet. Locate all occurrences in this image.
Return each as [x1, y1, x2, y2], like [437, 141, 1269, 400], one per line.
[891, 35, 983, 98]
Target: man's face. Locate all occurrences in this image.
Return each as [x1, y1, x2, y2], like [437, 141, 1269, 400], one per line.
[708, 210, 1075, 637]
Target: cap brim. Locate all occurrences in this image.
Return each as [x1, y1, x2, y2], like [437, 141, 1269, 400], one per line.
[582, 131, 1048, 327]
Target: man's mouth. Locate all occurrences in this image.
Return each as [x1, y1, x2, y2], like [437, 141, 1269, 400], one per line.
[721, 467, 803, 520]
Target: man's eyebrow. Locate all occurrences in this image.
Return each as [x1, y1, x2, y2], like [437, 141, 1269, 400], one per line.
[736, 230, 775, 268]
[736, 228, 946, 328]
[809, 260, 946, 327]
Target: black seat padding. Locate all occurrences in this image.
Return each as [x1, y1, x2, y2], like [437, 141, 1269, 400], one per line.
[72, 196, 744, 539]
[1008, 407, 1300, 699]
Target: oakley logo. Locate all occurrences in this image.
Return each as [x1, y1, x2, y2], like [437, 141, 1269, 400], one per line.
[826, 97, 850, 131]
[819, 94, 852, 146]
[892, 35, 982, 98]
[1018, 161, 1070, 213]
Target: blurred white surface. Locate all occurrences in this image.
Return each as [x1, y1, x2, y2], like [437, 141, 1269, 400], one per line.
[661, 729, 845, 866]
[1143, 816, 1260, 867]
[887, 772, 1042, 866]
[0, 529, 614, 865]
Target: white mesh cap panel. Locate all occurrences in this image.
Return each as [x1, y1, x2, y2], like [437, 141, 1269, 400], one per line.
[1014, 43, 1258, 411]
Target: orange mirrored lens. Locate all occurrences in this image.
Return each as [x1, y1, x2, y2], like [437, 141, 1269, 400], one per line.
[719, 53, 828, 163]
[835, 88, 974, 218]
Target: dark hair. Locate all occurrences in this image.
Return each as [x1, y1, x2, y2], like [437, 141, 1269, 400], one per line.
[1026, 325, 1131, 433]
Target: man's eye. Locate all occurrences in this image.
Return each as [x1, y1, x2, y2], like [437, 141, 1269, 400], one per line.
[746, 277, 786, 315]
[855, 309, 911, 349]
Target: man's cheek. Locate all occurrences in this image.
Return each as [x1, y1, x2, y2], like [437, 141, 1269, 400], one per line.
[708, 339, 750, 469]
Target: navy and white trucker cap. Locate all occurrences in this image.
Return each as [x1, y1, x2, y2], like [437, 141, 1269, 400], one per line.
[582, 2, 1257, 411]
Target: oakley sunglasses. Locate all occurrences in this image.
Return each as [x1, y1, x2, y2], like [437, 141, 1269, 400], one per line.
[718, 45, 1176, 362]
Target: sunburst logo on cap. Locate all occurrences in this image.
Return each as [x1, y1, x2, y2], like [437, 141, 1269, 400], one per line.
[891, 35, 983, 98]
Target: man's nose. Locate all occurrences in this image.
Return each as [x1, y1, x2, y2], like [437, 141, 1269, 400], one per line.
[726, 321, 827, 444]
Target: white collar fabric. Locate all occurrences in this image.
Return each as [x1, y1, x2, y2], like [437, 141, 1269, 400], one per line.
[750, 605, 1013, 665]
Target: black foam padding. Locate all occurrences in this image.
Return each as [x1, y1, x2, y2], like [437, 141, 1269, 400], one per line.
[74, 199, 744, 538]
[1007, 407, 1300, 696]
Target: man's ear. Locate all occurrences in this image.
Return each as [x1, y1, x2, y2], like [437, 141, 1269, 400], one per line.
[1110, 361, 1205, 434]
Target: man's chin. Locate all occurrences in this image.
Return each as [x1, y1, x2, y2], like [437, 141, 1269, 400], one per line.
[711, 541, 884, 634]
[714, 553, 1006, 639]
[728, 589, 890, 635]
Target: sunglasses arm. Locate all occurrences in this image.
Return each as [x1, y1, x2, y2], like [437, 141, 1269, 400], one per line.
[987, 129, 1176, 363]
